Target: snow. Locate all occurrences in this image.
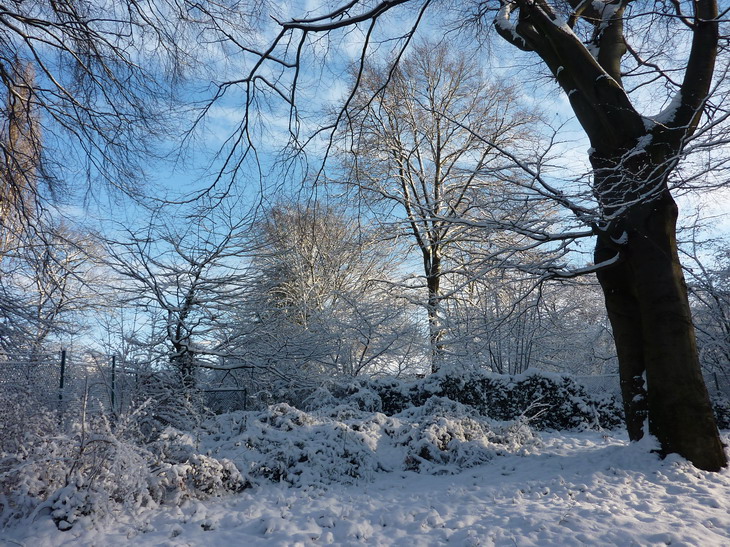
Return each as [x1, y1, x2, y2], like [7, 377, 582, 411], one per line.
[643, 92, 684, 129]
[495, 1, 573, 42]
[610, 230, 628, 245]
[4, 425, 730, 546]
[592, 0, 622, 29]
[494, 3, 524, 46]
[624, 134, 653, 160]
[549, 15, 573, 34]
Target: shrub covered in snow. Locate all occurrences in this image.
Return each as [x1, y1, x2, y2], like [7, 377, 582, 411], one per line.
[394, 397, 539, 474]
[0, 388, 59, 455]
[131, 371, 211, 441]
[275, 369, 623, 431]
[205, 404, 384, 486]
[0, 402, 249, 531]
[151, 453, 249, 506]
[711, 394, 730, 430]
[201, 397, 543, 489]
[7, 368, 708, 536]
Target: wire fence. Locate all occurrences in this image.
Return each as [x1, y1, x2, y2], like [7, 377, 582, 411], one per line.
[1, 351, 728, 422]
[0, 351, 255, 420]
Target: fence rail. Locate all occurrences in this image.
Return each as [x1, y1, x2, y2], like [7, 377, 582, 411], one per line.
[2, 352, 728, 421]
[0, 351, 253, 418]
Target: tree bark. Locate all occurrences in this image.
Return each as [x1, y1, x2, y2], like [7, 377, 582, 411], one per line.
[495, 0, 726, 471]
[593, 240, 647, 441]
[426, 259, 445, 373]
[594, 172, 726, 470]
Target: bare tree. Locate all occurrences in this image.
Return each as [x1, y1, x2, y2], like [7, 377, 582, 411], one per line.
[211, 0, 729, 470]
[682, 233, 730, 381]
[105, 202, 253, 390]
[444, 268, 615, 376]
[0, 218, 102, 356]
[0, 0, 265, 225]
[234, 201, 424, 381]
[339, 40, 542, 371]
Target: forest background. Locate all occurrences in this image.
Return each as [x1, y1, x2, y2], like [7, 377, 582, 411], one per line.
[1, 0, 730, 493]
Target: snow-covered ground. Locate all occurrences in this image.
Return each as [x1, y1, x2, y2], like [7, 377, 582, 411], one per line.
[5, 429, 730, 546]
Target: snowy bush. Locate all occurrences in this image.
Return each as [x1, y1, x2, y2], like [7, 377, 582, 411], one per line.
[425, 370, 623, 430]
[711, 395, 730, 430]
[0, 430, 74, 527]
[152, 454, 249, 505]
[280, 370, 623, 431]
[0, 389, 74, 525]
[394, 398, 540, 473]
[131, 371, 210, 441]
[0, 369, 637, 535]
[369, 377, 415, 414]
[0, 407, 156, 529]
[0, 402, 250, 531]
[207, 403, 383, 486]
[301, 386, 341, 411]
[201, 398, 543, 488]
[303, 383, 385, 413]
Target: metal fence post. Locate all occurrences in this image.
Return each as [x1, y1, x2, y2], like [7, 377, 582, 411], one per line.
[59, 349, 66, 404]
[111, 354, 116, 413]
[58, 349, 67, 425]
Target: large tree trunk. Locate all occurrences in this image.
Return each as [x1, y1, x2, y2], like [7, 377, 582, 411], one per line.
[593, 241, 646, 440]
[427, 274, 445, 373]
[492, 0, 725, 470]
[424, 247, 445, 373]
[595, 188, 726, 471]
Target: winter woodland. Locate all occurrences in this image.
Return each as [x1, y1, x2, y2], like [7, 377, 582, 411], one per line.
[1, 1, 730, 544]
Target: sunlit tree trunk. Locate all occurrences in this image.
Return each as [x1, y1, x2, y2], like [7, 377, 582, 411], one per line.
[425, 253, 444, 372]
